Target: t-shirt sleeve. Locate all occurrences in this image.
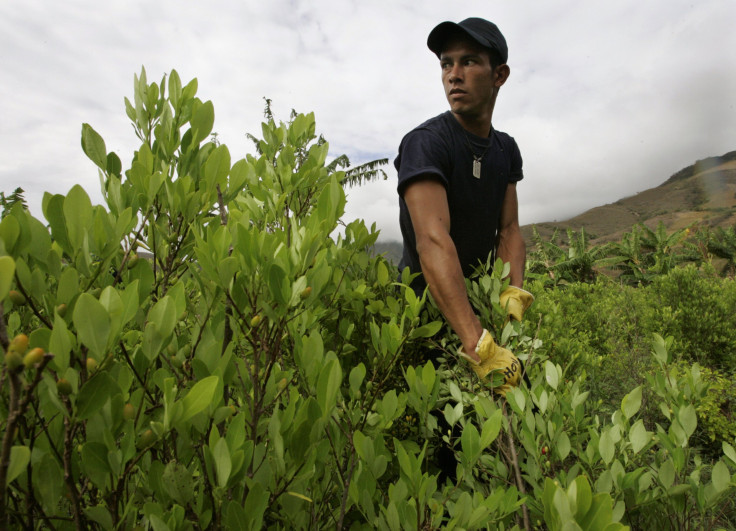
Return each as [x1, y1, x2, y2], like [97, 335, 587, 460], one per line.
[395, 129, 450, 196]
[509, 137, 523, 183]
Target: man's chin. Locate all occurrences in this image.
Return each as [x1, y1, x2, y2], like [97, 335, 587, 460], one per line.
[447, 101, 468, 114]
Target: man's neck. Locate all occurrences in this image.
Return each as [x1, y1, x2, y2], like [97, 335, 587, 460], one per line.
[451, 112, 493, 138]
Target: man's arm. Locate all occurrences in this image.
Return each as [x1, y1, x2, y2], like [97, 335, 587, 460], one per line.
[496, 182, 525, 287]
[403, 178, 483, 361]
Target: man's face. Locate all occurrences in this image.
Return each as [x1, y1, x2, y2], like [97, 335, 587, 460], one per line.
[440, 36, 498, 120]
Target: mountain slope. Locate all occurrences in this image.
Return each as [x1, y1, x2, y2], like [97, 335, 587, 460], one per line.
[521, 150, 736, 247]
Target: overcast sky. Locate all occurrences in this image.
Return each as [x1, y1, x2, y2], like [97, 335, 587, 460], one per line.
[2, 0, 735, 242]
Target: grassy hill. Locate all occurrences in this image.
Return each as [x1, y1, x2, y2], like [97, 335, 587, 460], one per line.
[521, 150, 736, 247]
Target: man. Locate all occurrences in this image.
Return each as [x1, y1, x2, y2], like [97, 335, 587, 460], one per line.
[395, 17, 533, 395]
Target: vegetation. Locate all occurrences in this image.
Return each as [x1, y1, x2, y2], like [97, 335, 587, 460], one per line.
[1, 68, 734, 530]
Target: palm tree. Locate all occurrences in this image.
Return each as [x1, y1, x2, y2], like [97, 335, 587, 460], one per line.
[604, 225, 651, 285]
[639, 222, 690, 276]
[605, 222, 692, 285]
[707, 224, 736, 278]
[0, 187, 27, 218]
[527, 226, 609, 284]
[553, 227, 610, 283]
[527, 226, 565, 285]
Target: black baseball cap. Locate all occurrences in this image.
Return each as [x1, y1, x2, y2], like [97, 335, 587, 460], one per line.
[427, 17, 508, 64]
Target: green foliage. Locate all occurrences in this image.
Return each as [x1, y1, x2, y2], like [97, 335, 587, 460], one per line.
[651, 264, 736, 372]
[529, 265, 736, 400]
[246, 97, 389, 188]
[1, 67, 413, 529]
[671, 362, 736, 456]
[542, 476, 627, 531]
[521, 272, 736, 526]
[513, 330, 735, 530]
[1, 68, 734, 530]
[442, 260, 735, 529]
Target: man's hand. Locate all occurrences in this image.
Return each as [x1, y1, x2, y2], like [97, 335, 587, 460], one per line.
[457, 329, 521, 396]
[499, 286, 534, 323]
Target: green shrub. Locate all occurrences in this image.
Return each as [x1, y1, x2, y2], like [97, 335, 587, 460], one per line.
[527, 279, 655, 415]
[651, 264, 736, 372]
[671, 362, 736, 457]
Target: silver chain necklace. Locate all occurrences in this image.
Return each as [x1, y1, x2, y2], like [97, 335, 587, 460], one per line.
[461, 128, 494, 179]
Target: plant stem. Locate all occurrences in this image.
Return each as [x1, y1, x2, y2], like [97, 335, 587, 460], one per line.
[503, 403, 530, 531]
[12, 279, 52, 329]
[196, 444, 220, 529]
[336, 447, 357, 531]
[0, 369, 21, 530]
[61, 400, 85, 530]
[0, 353, 54, 530]
[216, 184, 233, 355]
[0, 305, 8, 350]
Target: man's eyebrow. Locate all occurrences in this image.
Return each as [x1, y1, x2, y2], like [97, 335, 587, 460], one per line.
[440, 52, 482, 62]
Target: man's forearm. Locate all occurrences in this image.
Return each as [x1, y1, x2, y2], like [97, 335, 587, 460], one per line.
[497, 224, 526, 287]
[417, 233, 483, 360]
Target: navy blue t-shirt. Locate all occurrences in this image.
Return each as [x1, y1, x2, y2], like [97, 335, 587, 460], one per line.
[395, 111, 523, 292]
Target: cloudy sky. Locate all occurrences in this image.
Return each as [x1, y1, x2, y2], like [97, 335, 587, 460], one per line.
[2, 0, 735, 242]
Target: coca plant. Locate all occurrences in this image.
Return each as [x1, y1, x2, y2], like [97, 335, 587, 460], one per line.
[0, 68, 512, 530]
[1, 67, 734, 530]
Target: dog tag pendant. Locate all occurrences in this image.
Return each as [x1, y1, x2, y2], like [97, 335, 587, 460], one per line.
[472, 158, 481, 179]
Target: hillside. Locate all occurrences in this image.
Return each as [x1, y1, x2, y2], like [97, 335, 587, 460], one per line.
[520, 150, 736, 247]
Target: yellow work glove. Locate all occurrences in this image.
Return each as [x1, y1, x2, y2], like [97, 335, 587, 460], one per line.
[499, 286, 535, 323]
[457, 329, 521, 396]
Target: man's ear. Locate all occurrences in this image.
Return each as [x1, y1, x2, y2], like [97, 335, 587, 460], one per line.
[494, 64, 510, 88]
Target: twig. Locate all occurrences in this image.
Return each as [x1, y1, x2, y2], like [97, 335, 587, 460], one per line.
[0, 305, 8, 350]
[118, 342, 156, 405]
[0, 368, 21, 531]
[216, 184, 233, 355]
[61, 399, 85, 530]
[336, 447, 357, 531]
[502, 402, 530, 531]
[196, 443, 220, 529]
[216, 184, 228, 227]
[0, 354, 54, 530]
[12, 280, 52, 329]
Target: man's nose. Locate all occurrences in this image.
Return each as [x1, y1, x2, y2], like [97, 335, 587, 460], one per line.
[448, 64, 462, 82]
